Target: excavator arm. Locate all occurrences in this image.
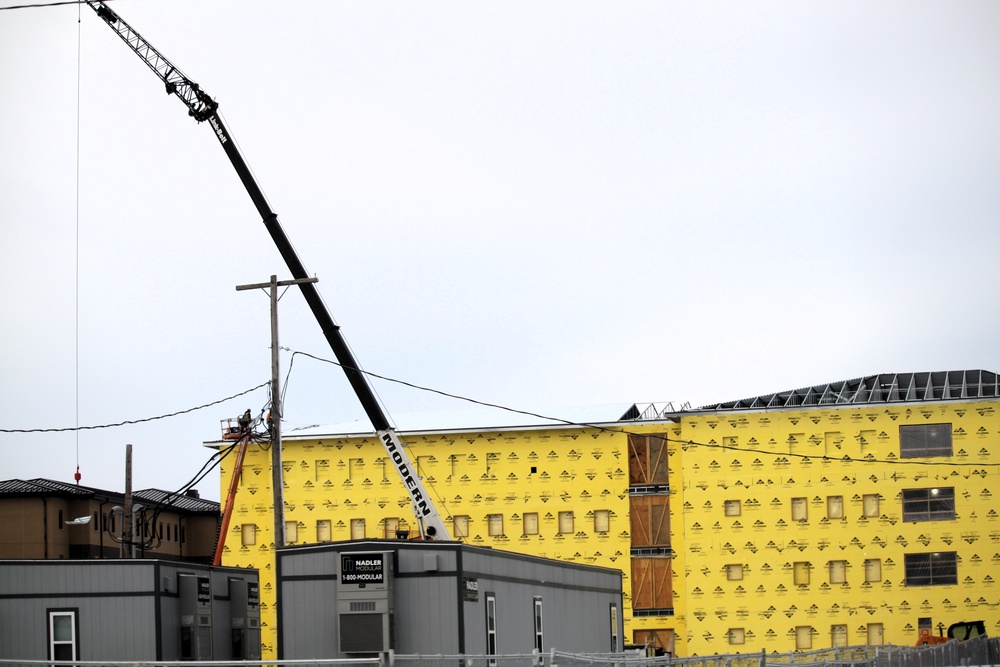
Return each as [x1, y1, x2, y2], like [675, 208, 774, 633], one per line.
[86, 1, 450, 541]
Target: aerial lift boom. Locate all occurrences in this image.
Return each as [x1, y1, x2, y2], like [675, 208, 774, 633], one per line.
[213, 423, 253, 565]
[86, 1, 449, 540]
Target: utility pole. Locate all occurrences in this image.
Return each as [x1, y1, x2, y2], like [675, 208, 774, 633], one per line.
[124, 444, 133, 556]
[236, 275, 317, 550]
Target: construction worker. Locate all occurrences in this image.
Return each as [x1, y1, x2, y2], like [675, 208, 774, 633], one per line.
[239, 409, 252, 433]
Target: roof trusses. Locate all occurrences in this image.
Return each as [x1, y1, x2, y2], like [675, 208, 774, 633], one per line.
[694, 370, 999, 413]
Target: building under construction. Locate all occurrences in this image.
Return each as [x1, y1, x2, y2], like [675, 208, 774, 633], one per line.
[214, 369, 1000, 657]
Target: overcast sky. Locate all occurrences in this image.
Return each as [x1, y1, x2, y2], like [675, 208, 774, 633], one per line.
[2, 1, 998, 501]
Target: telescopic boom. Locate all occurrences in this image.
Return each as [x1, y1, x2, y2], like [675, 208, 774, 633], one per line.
[87, 1, 449, 540]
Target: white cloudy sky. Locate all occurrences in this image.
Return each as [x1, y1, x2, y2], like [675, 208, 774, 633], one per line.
[2, 1, 998, 501]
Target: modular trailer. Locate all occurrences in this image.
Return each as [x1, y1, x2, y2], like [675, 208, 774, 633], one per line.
[0, 560, 259, 661]
[278, 539, 625, 657]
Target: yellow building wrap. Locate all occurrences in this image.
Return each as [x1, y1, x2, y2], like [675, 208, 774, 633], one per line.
[217, 373, 999, 658]
[670, 398, 999, 654]
[218, 423, 654, 658]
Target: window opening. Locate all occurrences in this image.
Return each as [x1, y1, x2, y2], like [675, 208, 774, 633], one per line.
[829, 560, 846, 584]
[523, 512, 538, 536]
[900, 424, 952, 458]
[827, 495, 844, 520]
[793, 561, 810, 586]
[863, 494, 880, 518]
[533, 596, 543, 654]
[791, 497, 808, 522]
[486, 593, 498, 666]
[865, 559, 882, 583]
[48, 610, 77, 661]
[317, 519, 332, 542]
[610, 605, 618, 652]
[902, 488, 955, 522]
[905, 552, 957, 586]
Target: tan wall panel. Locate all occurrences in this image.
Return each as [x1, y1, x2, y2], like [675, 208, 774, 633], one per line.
[630, 495, 670, 548]
[628, 434, 669, 485]
[631, 556, 672, 610]
[0, 498, 47, 558]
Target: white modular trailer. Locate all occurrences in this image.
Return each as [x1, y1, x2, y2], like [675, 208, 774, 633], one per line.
[278, 540, 625, 658]
[0, 560, 260, 661]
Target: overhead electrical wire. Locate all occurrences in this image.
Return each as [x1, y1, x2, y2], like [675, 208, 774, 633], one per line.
[282, 347, 999, 471]
[102, 398, 278, 551]
[108, 442, 238, 551]
[0, 0, 117, 11]
[0, 382, 269, 433]
[284, 348, 586, 430]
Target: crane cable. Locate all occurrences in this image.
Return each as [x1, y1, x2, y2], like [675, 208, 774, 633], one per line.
[74, 0, 82, 482]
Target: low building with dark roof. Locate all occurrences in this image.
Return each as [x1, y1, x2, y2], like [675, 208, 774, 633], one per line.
[0, 478, 220, 562]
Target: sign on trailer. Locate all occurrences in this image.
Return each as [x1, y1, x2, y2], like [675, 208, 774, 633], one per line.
[341, 552, 386, 586]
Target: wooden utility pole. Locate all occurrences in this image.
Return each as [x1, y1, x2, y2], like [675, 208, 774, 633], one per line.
[124, 444, 133, 557]
[236, 275, 317, 549]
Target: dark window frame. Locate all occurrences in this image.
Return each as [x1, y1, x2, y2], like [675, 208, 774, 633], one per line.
[905, 552, 957, 586]
[902, 487, 955, 522]
[900, 423, 953, 458]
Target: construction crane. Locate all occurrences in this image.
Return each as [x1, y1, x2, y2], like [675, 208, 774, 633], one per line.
[86, 1, 449, 541]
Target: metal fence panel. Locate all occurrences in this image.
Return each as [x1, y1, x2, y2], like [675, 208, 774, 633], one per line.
[1, 636, 997, 667]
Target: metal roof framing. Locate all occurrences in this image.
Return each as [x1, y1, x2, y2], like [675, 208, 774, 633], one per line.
[692, 370, 999, 413]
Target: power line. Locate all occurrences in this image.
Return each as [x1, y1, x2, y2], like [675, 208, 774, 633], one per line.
[284, 348, 999, 470]
[0, 0, 116, 11]
[0, 382, 269, 434]
[110, 443, 236, 552]
[285, 348, 586, 429]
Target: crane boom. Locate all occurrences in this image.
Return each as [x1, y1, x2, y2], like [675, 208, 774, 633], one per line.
[90, 3, 216, 122]
[87, 1, 449, 540]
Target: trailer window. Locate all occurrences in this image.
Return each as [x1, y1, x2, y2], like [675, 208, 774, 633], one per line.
[48, 609, 78, 661]
[486, 593, 498, 666]
[533, 597, 543, 654]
